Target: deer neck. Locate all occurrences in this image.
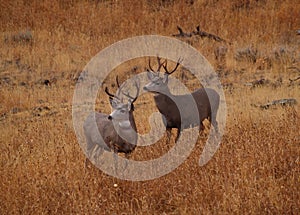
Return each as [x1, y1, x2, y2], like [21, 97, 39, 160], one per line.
[118, 120, 131, 129]
[154, 88, 175, 102]
[154, 87, 173, 98]
[114, 118, 133, 130]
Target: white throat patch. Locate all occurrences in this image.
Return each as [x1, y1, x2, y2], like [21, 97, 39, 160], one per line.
[118, 120, 131, 129]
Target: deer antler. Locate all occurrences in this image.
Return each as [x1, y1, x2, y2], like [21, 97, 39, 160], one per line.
[105, 76, 124, 100]
[148, 57, 166, 73]
[163, 58, 183, 75]
[122, 80, 140, 104]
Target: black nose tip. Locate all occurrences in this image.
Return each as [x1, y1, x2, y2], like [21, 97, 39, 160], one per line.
[108, 115, 112, 120]
[143, 86, 147, 91]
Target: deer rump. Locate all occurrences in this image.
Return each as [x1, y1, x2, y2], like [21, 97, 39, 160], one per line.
[83, 112, 137, 155]
[154, 88, 219, 132]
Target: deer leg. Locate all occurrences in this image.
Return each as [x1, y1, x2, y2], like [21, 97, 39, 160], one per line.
[199, 121, 205, 131]
[113, 151, 119, 175]
[123, 153, 131, 171]
[212, 119, 219, 133]
[85, 143, 98, 169]
[175, 128, 181, 143]
[85, 157, 91, 169]
[198, 121, 206, 137]
[211, 113, 219, 133]
[166, 127, 172, 144]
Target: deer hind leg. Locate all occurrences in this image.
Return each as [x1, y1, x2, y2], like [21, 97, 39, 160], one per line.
[211, 113, 219, 133]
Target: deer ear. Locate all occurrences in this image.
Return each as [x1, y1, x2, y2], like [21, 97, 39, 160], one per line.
[127, 100, 132, 111]
[147, 70, 155, 80]
[163, 73, 169, 84]
[109, 98, 117, 108]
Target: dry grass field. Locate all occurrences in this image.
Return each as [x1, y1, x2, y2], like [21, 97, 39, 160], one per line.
[0, 0, 299, 214]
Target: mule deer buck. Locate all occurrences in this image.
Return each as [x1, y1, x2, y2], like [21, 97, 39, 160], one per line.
[83, 77, 139, 166]
[143, 57, 220, 143]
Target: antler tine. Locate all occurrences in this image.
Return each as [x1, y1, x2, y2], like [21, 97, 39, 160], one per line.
[148, 58, 154, 72]
[105, 87, 115, 98]
[148, 57, 166, 73]
[157, 56, 162, 71]
[132, 80, 140, 103]
[163, 58, 183, 75]
[116, 76, 121, 88]
[115, 76, 124, 98]
[105, 76, 124, 100]
[156, 56, 166, 72]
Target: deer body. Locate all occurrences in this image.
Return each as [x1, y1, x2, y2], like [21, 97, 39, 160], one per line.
[83, 77, 139, 162]
[147, 86, 219, 142]
[143, 57, 220, 142]
[84, 110, 137, 158]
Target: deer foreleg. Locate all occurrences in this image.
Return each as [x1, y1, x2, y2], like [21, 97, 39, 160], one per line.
[175, 128, 181, 143]
[210, 110, 219, 134]
[166, 127, 172, 144]
[113, 152, 119, 175]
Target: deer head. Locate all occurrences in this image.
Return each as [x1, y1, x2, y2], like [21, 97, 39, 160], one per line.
[144, 57, 182, 93]
[105, 76, 140, 121]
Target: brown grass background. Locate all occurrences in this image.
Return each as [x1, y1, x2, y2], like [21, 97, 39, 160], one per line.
[0, 0, 299, 214]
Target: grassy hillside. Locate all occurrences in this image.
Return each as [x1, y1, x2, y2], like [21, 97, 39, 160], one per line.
[0, 0, 299, 214]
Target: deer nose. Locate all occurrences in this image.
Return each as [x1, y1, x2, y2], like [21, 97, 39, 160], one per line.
[108, 115, 112, 120]
[143, 86, 148, 91]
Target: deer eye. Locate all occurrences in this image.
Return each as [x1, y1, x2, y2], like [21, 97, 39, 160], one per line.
[155, 82, 160, 85]
[120, 109, 125, 113]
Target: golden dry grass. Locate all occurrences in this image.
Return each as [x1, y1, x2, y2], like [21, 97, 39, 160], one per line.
[0, 0, 299, 214]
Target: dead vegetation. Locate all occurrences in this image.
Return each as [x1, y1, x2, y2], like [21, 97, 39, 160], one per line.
[0, 0, 299, 214]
